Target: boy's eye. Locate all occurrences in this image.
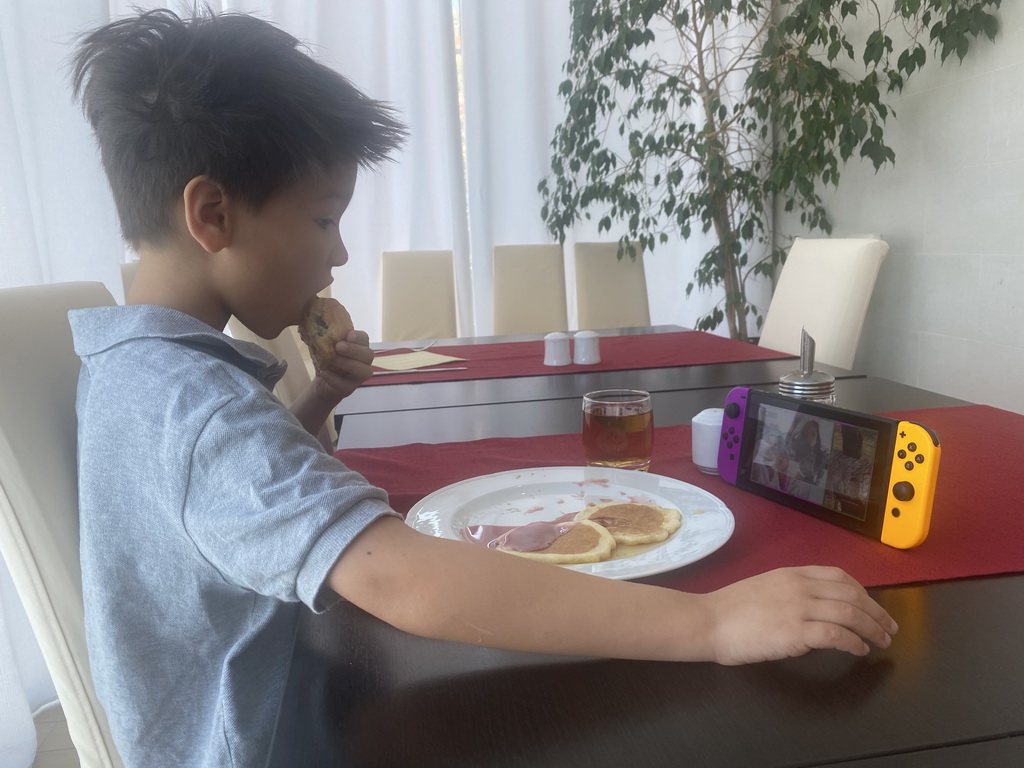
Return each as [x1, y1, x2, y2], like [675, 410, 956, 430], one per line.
[316, 218, 337, 230]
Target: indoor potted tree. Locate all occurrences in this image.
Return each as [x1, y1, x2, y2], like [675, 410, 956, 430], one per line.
[540, 0, 1001, 341]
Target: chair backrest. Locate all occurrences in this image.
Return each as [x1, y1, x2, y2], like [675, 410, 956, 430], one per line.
[758, 237, 889, 370]
[0, 282, 125, 768]
[492, 244, 568, 335]
[118, 262, 139, 298]
[225, 320, 337, 447]
[573, 241, 651, 330]
[226, 321, 313, 405]
[380, 250, 458, 341]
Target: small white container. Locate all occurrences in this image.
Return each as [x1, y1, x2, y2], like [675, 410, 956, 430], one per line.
[691, 407, 724, 474]
[543, 331, 571, 366]
[572, 330, 601, 365]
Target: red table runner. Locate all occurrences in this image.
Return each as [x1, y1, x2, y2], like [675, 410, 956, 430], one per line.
[367, 331, 793, 386]
[335, 404, 1024, 593]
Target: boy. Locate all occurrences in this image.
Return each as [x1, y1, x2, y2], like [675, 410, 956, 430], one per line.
[69, 9, 896, 768]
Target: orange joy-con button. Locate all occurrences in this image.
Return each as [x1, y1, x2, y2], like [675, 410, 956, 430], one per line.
[880, 421, 941, 549]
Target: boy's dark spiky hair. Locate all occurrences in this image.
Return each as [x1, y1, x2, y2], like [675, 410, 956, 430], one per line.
[71, 8, 406, 246]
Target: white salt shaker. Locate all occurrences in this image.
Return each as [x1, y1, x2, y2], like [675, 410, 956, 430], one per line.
[572, 330, 601, 365]
[691, 407, 724, 474]
[543, 331, 571, 366]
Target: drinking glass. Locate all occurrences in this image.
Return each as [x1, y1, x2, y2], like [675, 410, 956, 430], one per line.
[581, 389, 653, 471]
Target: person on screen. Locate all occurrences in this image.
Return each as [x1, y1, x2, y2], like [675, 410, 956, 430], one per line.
[789, 418, 828, 486]
[773, 417, 827, 503]
[827, 425, 873, 517]
[67, 9, 898, 767]
[751, 425, 786, 489]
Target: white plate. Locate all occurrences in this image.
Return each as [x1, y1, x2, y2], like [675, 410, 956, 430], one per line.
[406, 466, 735, 580]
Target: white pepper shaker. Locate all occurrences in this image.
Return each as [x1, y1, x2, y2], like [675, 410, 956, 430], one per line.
[572, 330, 601, 365]
[543, 331, 571, 366]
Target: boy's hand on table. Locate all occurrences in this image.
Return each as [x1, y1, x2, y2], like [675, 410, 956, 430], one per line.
[312, 329, 375, 403]
[704, 566, 898, 665]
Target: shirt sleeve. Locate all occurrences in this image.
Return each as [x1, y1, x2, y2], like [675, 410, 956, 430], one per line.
[183, 389, 399, 611]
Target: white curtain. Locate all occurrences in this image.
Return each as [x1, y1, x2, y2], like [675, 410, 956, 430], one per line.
[460, 1, 727, 335]
[1, 0, 728, 336]
[460, 0, 573, 335]
[0, 0, 125, 294]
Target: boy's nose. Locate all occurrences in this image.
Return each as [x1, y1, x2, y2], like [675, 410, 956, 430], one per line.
[331, 241, 349, 267]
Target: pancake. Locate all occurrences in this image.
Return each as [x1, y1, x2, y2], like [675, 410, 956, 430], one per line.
[496, 519, 616, 565]
[575, 502, 681, 545]
[297, 297, 353, 371]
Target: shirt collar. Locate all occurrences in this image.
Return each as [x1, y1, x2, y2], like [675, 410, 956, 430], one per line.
[69, 305, 288, 390]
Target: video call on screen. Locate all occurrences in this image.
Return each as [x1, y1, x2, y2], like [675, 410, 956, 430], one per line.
[750, 404, 879, 521]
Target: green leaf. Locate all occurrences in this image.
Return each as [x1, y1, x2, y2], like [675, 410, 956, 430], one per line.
[956, 36, 969, 62]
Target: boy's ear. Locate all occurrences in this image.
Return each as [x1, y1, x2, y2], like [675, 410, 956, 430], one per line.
[182, 176, 233, 253]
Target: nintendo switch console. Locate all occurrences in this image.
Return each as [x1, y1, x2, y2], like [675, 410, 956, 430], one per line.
[717, 387, 941, 548]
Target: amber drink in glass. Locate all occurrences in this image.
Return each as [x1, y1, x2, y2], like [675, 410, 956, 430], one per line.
[581, 389, 653, 471]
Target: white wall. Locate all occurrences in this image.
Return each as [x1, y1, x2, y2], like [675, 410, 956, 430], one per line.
[776, 2, 1024, 414]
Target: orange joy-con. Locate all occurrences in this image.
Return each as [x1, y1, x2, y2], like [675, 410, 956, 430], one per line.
[880, 421, 941, 549]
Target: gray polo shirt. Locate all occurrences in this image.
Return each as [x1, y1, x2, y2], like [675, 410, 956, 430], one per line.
[70, 305, 395, 768]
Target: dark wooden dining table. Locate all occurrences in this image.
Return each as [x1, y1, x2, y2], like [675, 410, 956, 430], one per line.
[272, 330, 1022, 768]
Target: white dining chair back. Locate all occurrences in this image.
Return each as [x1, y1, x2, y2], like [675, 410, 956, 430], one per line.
[492, 244, 568, 335]
[758, 237, 889, 370]
[0, 282, 125, 768]
[119, 261, 139, 298]
[225, 318, 337, 448]
[226, 321, 314, 404]
[574, 241, 651, 330]
[380, 249, 458, 341]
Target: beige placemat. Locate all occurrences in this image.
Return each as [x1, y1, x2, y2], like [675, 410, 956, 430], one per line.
[371, 350, 467, 371]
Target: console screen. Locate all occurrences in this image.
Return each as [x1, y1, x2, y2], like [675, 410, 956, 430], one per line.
[749, 403, 879, 521]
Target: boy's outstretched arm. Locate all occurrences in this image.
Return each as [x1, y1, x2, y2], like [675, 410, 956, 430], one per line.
[329, 517, 897, 665]
[289, 330, 374, 437]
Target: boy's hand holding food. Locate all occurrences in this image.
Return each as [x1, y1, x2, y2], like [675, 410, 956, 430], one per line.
[298, 297, 375, 404]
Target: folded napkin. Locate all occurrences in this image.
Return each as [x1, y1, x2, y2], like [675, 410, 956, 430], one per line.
[372, 350, 467, 371]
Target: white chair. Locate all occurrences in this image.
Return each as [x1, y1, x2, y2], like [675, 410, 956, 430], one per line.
[380, 250, 458, 341]
[492, 244, 568, 335]
[118, 261, 139, 298]
[225, 320, 337, 448]
[226, 321, 314, 404]
[758, 237, 889, 370]
[573, 241, 651, 329]
[0, 282, 125, 768]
